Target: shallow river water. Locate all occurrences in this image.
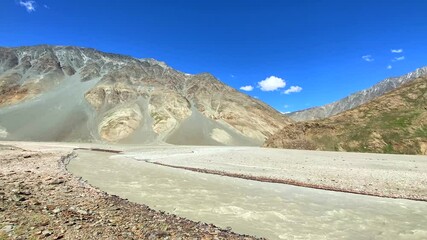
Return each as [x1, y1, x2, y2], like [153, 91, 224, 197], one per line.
[67, 150, 427, 240]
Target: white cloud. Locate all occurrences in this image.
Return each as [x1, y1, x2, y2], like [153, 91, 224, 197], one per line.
[19, 1, 36, 12]
[362, 55, 374, 62]
[239, 85, 254, 91]
[280, 111, 291, 114]
[392, 56, 405, 62]
[391, 49, 403, 53]
[230, 74, 235, 78]
[283, 104, 289, 108]
[253, 96, 259, 99]
[387, 65, 392, 69]
[258, 76, 286, 91]
[44, 4, 49, 9]
[283, 86, 303, 94]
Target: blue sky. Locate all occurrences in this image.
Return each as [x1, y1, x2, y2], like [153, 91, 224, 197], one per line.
[1, 0, 426, 113]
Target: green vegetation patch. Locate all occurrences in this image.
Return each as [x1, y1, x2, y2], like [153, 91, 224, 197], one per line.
[383, 143, 395, 154]
[311, 134, 340, 151]
[414, 126, 427, 138]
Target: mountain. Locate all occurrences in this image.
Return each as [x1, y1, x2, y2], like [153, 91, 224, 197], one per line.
[0, 45, 291, 145]
[265, 76, 427, 155]
[287, 66, 427, 121]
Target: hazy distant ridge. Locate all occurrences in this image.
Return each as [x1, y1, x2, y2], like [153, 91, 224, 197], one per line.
[287, 66, 427, 121]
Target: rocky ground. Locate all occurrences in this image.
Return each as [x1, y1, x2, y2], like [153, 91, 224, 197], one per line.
[0, 144, 259, 240]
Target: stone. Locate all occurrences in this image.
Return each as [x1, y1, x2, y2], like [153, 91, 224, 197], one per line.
[53, 208, 61, 214]
[11, 194, 26, 202]
[76, 209, 88, 215]
[18, 190, 31, 195]
[50, 179, 65, 185]
[42, 230, 53, 236]
[1, 225, 14, 233]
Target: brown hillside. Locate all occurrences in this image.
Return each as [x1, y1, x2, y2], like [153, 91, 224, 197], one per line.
[265, 77, 427, 155]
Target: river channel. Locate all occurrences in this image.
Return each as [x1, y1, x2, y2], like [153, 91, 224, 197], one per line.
[67, 150, 427, 239]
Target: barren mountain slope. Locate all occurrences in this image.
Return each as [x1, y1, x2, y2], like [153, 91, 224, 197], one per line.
[265, 76, 427, 155]
[0, 45, 290, 145]
[287, 66, 427, 121]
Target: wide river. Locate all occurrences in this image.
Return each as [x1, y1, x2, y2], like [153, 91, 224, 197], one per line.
[68, 150, 427, 240]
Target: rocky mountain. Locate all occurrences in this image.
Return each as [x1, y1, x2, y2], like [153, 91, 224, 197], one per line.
[0, 45, 291, 145]
[287, 66, 427, 121]
[265, 76, 427, 155]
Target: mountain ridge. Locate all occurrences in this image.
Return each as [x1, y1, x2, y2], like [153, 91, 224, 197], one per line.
[0, 45, 290, 145]
[287, 66, 427, 121]
[266, 75, 427, 155]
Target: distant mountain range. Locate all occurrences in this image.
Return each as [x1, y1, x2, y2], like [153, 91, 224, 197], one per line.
[0, 45, 290, 145]
[266, 75, 427, 155]
[287, 66, 427, 121]
[1, 45, 425, 154]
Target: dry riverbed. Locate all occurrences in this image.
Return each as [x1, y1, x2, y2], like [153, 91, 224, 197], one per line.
[0, 144, 257, 240]
[127, 146, 427, 201]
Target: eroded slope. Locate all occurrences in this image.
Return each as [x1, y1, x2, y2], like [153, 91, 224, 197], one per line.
[265, 77, 427, 154]
[0, 45, 290, 145]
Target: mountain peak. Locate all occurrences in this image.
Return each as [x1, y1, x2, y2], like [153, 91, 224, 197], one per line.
[139, 58, 170, 69]
[0, 45, 290, 146]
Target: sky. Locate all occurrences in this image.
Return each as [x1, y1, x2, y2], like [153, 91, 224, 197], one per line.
[1, 0, 426, 113]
